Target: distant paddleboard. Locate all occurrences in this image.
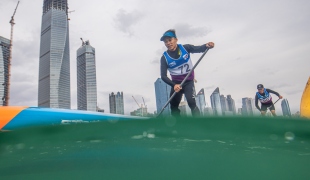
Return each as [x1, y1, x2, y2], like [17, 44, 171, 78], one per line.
[300, 77, 310, 118]
[0, 106, 148, 130]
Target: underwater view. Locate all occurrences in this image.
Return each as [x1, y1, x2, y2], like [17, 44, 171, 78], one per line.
[1, 116, 310, 179]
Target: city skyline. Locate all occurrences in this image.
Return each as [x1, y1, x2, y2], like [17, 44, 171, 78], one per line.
[0, 0, 308, 115]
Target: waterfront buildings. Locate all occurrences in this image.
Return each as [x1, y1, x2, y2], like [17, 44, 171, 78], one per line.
[77, 40, 97, 111]
[196, 88, 206, 116]
[109, 92, 124, 115]
[38, 0, 71, 108]
[179, 100, 191, 116]
[204, 107, 214, 116]
[210, 87, 222, 116]
[241, 97, 254, 116]
[220, 94, 229, 115]
[130, 106, 148, 117]
[227, 95, 236, 115]
[0, 36, 10, 106]
[154, 78, 171, 116]
[281, 99, 291, 117]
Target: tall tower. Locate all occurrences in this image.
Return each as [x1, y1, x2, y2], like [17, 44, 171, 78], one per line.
[0, 37, 10, 106]
[154, 78, 171, 116]
[196, 88, 206, 116]
[77, 40, 97, 111]
[38, 0, 71, 109]
[281, 99, 291, 117]
[242, 97, 255, 116]
[109, 92, 124, 115]
[227, 95, 236, 115]
[210, 87, 222, 116]
[220, 95, 228, 114]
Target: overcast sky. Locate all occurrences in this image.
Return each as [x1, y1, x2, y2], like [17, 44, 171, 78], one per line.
[0, 0, 309, 115]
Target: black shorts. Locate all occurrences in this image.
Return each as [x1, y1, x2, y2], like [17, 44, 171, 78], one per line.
[261, 103, 275, 111]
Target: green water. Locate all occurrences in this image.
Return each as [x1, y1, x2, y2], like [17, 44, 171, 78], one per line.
[1, 117, 310, 179]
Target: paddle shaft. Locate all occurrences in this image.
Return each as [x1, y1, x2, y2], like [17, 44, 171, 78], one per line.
[268, 98, 280, 111]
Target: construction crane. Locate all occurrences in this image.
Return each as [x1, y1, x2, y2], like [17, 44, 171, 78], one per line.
[142, 97, 147, 108]
[67, 10, 75, 20]
[80, 38, 85, 46]
[132, 96, 140, 108]
[5, 1, 19, 106]
[132, 96, 145, 116]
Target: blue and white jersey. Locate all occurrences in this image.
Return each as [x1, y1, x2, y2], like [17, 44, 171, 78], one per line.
[256, 88, 272, 104]
[163, 44, 193, 76]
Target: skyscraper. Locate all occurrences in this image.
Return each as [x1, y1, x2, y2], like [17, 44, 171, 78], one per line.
[250, 98, 260, 116]
[204, 107, 213, 116]
[38, 0, 71, 109]
[210, 87, 222, 116]
[154, 78, 171, 116]
[242, 97, 254, 116]
[196, 88, 206, 116]
[227, 95, 236, 115]
[220, 95, 228, 114]
[237, 108, 242, 115]
[77, 40, 97, 111]
[281, 99, 291, 117]
[179, 100, 191, 116]
[0, 36, 10, 106]
[109, 92, 124, 115]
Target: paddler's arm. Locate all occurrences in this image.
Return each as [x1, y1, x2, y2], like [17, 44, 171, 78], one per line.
[255, 95, 261, 111]
[160, 55, 175, 87]
[183, 42, 214, 53]
[266, 89, 283, 99]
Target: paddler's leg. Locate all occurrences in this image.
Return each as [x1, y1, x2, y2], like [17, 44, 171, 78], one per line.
[170, 87, 182, 117]
[183, 80, 200, 117]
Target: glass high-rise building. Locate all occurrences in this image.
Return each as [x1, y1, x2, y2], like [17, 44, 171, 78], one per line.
[154, 78, 171, 116]
[38, 0, 71, 109]
[250, 98, 260, 116]
[242, 97, 255, 116]
[0, 36, 10, 106]
[227, 95, 236, 115]
[109, 92, 124, 115]
[179, 100, 191, 116]
[77, 40, 97, 111]
[210, 87, 222, 116]
[220, 95, 228, 114]
[196, 88, 206, 116]
[281, 99, 291, 117]
[204, 107, 213, 116]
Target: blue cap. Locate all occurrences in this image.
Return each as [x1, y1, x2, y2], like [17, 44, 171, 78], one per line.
[257, 84, 264, 89]
[160, 31, 177, 41]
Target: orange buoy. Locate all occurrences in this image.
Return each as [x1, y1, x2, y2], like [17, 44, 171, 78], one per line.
[300, 77, 310, 118]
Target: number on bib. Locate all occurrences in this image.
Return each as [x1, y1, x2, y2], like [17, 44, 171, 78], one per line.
[178, 64, 190, 74]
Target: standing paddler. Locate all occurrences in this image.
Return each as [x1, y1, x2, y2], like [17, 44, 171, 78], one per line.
[255, 84, 283, 116]
[160, 29, 214, 117]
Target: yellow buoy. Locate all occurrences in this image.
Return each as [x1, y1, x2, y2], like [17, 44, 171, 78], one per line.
[300, 77, 310, 118]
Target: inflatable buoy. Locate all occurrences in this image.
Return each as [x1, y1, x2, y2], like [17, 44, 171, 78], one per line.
[300, 77, 310, 118]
